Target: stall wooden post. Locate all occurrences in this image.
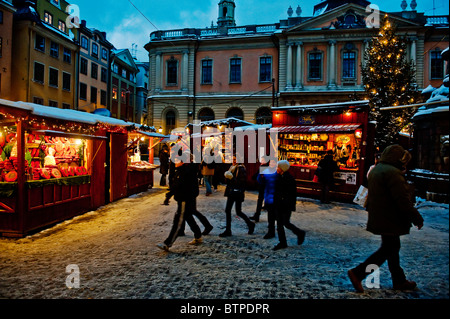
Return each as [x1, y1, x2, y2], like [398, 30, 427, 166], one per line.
[16, 119, 26, 236]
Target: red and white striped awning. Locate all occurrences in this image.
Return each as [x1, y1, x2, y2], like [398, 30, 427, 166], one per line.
[273, 124, 361, 133]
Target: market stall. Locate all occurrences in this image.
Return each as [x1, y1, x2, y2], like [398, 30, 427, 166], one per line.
[126, 130, 164, 196]
[0, 99, 144, 237]
[271, 100, 375, 201]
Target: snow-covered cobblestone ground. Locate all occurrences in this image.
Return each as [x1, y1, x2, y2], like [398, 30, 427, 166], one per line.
[0, 183, 448, 301]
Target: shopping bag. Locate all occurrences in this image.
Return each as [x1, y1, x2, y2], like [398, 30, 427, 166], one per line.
[353, 185, 368, 207]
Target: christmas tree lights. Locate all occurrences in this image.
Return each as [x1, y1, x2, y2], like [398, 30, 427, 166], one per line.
[362, 15, 419, 150]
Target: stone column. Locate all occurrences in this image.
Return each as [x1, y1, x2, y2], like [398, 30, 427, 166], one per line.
[410, 37, 417, 64]
[286, 43, 293, 90]
[295, 41, 303, 89]
[328, 40, 337, 89]
[155, 52, 162, 92]
[182, 50, 189, 92]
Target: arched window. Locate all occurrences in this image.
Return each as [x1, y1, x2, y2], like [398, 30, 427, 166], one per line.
[255, 107, 272, 124]
[198, 108, 215, 121]
[226, 107, 244, 120]
[165, 110, 176, 134]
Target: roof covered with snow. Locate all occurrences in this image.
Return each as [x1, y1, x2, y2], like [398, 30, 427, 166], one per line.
[0, 98, 156, 132]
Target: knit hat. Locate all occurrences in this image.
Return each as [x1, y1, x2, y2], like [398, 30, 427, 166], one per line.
[224, 171, 233, 179]
[277, 160, 290, 172]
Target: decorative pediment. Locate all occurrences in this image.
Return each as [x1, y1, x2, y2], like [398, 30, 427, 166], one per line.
[285, 3, 422, 33]
[332, 9, 367, 29]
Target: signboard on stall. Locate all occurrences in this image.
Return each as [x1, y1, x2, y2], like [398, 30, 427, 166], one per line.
[334, 171, 357, 185]
[299, 115, 315, 125]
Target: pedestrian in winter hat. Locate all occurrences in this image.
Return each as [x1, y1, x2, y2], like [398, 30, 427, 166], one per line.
[273, 159, 306, 250]
[348, 144, 424, 293]
[277, 160, 290, 172]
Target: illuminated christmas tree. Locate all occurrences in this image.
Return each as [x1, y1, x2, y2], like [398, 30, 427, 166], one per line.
[362, 15, 419, 150]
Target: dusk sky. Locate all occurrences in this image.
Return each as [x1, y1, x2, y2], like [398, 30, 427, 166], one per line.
[70, 0, 449, 62]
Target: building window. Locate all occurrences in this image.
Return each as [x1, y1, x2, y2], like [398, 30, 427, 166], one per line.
[33, 62, 45, 83]
[229, 58, 241, 83]
[92, 43, 99, 58]
[58, 20, 66, 33]
[259, 56, 272, 83]
[102, 48, 108, 60]
[50, 41, 59, 58]
[49, 67, 58, 87]
[255, 107, 272, 124]
[91, 87, 97, 104]
[79, 83, 87, 100]
[430, 50, 444, 79]
[63, 48, 71, 63]
[0, 11, 3, 24]
[308, 51, 322, 80]
[112, 64, 118, 73]
[101, 67, 107, 83]
[44, 12, 53, 25]
[342, 51, 356, 79]
[226, 107, 244, 120]
[100, 90, 107, 106]
[0, 37, 2, 58]
[166, 59, 178, 85]
[91, 62, 98, 79]
[198, 108, 215, 121]
[35, 34, 45, 52]
[112, 86, 118, 100]
[121, 69, 127, 78]
[62, 72, 71, 91]
[81, 36, 89, 50]
[33, 97, 44, 105]
[201, 59, 213, 84]
[80, 57, 88, 75]
[49, 100, 58, 108]
[165, 110, 176, 134]
[62, 103, 70, 109]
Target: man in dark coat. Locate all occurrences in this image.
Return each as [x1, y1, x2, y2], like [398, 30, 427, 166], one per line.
[273, 160, 306, 250]
[348, 144, 424, 292]
[157, 153, 204, 251]
[158, 144, 170, 186]
[316, 150, 338, 203]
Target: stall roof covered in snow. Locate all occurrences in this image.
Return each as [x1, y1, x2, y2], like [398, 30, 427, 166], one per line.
[186, 117, 253, 128]
[272, 100, 369, 111]
[0, 99, 156, 131]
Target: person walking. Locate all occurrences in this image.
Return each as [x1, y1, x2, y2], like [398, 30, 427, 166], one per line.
[256, 159, 278, 239]
[219, 155, 255, 237]
[250, 158, 268, 222]
[201, 147, 215, 196]
[158, 144, 170, 187]
[163, 144, 176, 205]
[316, 149, 338, 203]
[347, 144, 424, 292]
[273, 160, 306, 251]
[156, 153, 204, 251]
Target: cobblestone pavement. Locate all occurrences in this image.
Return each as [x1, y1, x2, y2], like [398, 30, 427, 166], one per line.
[0, 183, 448, 301]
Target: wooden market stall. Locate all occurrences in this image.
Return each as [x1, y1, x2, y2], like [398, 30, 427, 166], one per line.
[271, 100, 375, 202]
[0, 99, 146, 237]
[126, 130, 164, 196]
[185, 118, 260, 188]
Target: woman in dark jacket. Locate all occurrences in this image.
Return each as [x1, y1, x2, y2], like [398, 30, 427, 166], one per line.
[273, 160, 305, 250]
[348, 145, 424, 292]
[219, 156, 255, 237]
